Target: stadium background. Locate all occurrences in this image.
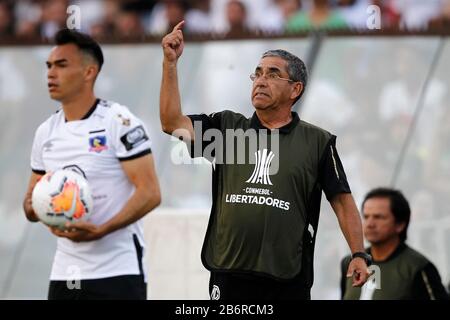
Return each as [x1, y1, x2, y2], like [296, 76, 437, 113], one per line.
[0, 0, 449, 299]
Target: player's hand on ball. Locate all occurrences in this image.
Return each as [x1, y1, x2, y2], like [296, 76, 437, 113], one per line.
[162, 20, 185, 63]
[49, 221, 106, 242]
[26, 197, 40, 222]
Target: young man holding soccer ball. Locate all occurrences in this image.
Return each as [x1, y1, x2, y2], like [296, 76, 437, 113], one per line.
[22, 29, 161, 300]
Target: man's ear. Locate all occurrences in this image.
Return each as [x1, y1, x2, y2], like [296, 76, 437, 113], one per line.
[290, 82, 303, 100]
[84, 64, 98, 82]
[395, 221, 406, 235]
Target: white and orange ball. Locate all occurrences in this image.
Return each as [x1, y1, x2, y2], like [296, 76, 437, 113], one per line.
[32, 170, 93, 228]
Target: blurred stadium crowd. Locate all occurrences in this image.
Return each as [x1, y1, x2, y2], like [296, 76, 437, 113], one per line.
[0, 0, 449, 41]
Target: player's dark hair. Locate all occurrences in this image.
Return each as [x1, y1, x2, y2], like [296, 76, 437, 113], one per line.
[54, 29, 104, 71]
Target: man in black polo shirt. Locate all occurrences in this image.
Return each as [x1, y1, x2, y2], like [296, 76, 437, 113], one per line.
[341, 188, 449, 300]
[160, 21, 370, 299]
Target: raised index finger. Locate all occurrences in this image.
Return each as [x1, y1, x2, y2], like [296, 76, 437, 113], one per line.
[172, 20, 185, 33]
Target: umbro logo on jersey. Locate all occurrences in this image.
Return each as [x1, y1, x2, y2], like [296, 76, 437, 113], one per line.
[89, 135, 108, 153]
[246, 149, 275, 185]
[43, 141, 53, 152]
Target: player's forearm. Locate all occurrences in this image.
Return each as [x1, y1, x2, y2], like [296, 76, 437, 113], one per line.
[100, 186, 161, 236]
[160, 60, 184, 134]
[333, 193, 365, 253]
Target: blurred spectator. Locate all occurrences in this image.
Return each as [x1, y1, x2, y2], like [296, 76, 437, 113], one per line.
[371, 0, 401, 29]
[186, 0, 213, 33]
[89, 0, 121, 38]
[166, 0, 190, 32]
[147, 0, 191, 35]
[286, 0, 348, 32]
[71, 0, 106, 34]
[275, 0, 301, 21]
[337, 0, 370, 29]
[115, 6, 145, 38]
[225, 0, 249, 36]
[124, 0, 156, 12]
[40, 0, 69, 39]
[269, 0, 301, 32]
[14, 0, 41, 38]
[249, 0, 286, 34]
[1, 0, 449, 40]
[122, 0, 156, 34]
[393, 0, 443, 30]
[429, 0, 450, 29]
[0, 1, 14, 37]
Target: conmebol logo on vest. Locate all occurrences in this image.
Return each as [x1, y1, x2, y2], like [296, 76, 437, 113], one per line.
[246, 149, 275, 185]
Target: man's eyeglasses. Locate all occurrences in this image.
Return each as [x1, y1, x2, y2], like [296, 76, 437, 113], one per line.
[250, 72, 294, 83]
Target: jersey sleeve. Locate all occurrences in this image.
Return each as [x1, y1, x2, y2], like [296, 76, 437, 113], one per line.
[30, 124, 46, 174]
[186, 112, 223, 160]
[318, 135, 351, 201]
[110, 106, 152, 161]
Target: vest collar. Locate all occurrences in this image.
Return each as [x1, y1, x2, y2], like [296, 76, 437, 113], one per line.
[368, 242, 407, 263]
[250, 111, 299, 134]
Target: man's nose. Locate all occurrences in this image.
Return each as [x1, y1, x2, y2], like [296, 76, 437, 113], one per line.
[47, 67, 56, 79]
[365, 218, 375, 227]
[254, 75, 268, 86]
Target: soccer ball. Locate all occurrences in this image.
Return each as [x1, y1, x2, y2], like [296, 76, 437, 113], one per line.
[31, 169, 93, 228]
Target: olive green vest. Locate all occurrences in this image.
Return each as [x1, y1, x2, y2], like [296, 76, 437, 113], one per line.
[193, 111, 334, 282]
[343, 244, 430, 300]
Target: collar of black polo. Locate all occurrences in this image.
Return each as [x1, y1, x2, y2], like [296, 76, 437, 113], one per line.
[250, 111, 299, 134]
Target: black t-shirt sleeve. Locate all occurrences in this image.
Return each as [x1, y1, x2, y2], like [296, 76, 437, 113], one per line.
[186, 113, 222, 160]
[318, 135, 351, 201]
[412, 262, 450, 300]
